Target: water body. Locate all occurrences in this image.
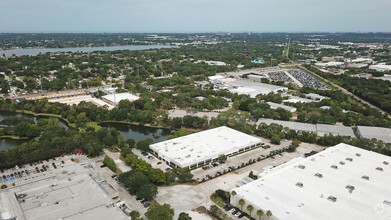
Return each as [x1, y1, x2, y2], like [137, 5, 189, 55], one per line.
[100, 122, 174, 144]
[0, 45, 177, 57]
[0, 112, 68, 150]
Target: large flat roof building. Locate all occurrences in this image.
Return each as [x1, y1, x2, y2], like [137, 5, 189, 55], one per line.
[256, 118, 356, 138]
[101, 92, 139, 106]
[230, 143, 391, 220]
[357, 125, 391, 143]
[150, 126, 262, 168]
[0, 162, 129, 220]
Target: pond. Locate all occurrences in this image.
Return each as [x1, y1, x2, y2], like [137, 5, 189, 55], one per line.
[100, 122, 174, 144]
[0, 112, 68, 150]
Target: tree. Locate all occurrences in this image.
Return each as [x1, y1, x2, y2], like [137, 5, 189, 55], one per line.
[266, 210, 272, 219]
[178, 212, 192, 220]
[129, 211, 142, 220]
[247, 204, 254, 217]
[136, 183, 158, 201]
[1, 184, 7, 189]
[239, 198, 245, 211]
[271, 134, 281, 145]
[103, 155, 117, 172]
[75, 112, 90, 127]
[136, 138, 153, 151]
[257, 209, 264, 220]
[176, 168, 193, 183]
[126, 138, 136, 148]
[231, 190, 236, 204]
[119, 170, 150, 194]
[145, 204, 174, 220]
[218, 154, 227, 163]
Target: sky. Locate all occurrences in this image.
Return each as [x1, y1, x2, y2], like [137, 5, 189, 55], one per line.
[1, 0, 390, 33]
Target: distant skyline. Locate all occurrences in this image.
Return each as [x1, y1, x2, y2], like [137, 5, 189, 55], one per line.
[1, 0, 391, 33]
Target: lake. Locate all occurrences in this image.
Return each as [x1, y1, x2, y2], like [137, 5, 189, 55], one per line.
[100, 122, 174, 144]
[0, 112, 174, 151]
[0, 112, 68, 151]
[0, 45, 177, 57]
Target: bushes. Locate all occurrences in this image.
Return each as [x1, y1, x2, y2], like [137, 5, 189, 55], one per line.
[103, 155, 117, 172]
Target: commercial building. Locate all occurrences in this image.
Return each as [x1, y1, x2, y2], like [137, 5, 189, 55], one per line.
[0, 163, 129, 220]
[256, 118, 356, 138]
[357, 126, 391, 143]
[266, 102, 297, 113]
[230, 143, 391, 220]
[225, 79, 288, 98]
[101, 92, 139, 106]
[369, 64, 391, 72]
[149, 126, 262, 168]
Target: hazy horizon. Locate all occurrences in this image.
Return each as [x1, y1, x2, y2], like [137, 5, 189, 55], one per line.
[1, 0, 391, 33]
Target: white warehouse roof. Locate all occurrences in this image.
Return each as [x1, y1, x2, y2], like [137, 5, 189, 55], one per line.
[231, 143, 391, 220]
[150, 126, 262, 168]
[357, 126, 391, 143]
[102, 92, 139, 104]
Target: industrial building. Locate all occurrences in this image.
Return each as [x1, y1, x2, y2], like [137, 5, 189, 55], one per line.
[266, 102, 297, 113]
[0, 163, 129, 220]
[101, 92, 140, 106]
[230, 143, 391, 220]
[256, 118, 356, 138]
[356, 126, 391, 143]
[149, 126, 263, 168]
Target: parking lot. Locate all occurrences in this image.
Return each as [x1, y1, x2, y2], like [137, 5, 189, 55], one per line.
[191, 138, 291, 180]
[0, 153, 89, 186]
[156, 142, 326, 219]
[133, 148, 172, 172]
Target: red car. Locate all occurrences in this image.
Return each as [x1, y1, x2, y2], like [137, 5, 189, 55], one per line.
[71, 158, 74, 162]
[271, 156, 275, 159]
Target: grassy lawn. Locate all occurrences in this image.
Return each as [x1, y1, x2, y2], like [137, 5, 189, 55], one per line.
[210, 193, 227, 207]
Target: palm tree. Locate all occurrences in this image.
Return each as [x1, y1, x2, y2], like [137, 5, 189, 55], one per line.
[238, 199, 245, 211]
[231, 191, 236, 204]
[266, 210, 272, 220]
[247, 204, 254, 217]
[257, 209, 264, 220]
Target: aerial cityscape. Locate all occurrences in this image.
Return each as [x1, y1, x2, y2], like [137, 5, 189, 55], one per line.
[1, 1, 391, 220]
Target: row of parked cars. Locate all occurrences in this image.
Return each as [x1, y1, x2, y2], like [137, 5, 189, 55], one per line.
[224, 206, 245, 218]
[1, 160, 65, 183]
[202, 161, 222, 170]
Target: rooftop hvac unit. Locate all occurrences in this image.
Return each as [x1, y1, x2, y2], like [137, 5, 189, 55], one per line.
[327, 196, 337, 202]
[339, 161, 345, 165]
[346, 157, 353, 162]
[331, 165, 338, 169]
[383, 161, 389, 165]
[362, 175, 370, 180]
[376, 167, 384, 171]
[298, 165, 305, 169]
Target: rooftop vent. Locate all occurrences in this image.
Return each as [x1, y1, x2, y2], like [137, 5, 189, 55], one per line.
[384, 200, 391, 206]
[383, 161, 389, 165]
[298, 165, 305, 169]
[339, 161, 345, 165]
[376, 167, 384, 171]
[346, 185, 355, 193]
[327, 196, 337, 202]
[314, 173, 323, 178]
[296, 182, 304, 188]
[346, 157, 353, 162]
[362, 175, 369, 180]
[356, 153, 361, 157]
[331, 165, 338, 169]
